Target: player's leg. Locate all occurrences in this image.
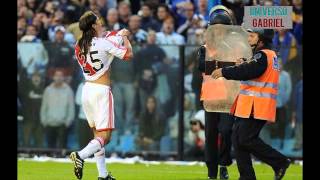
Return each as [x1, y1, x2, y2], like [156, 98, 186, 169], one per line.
[93, 129, 115, 179]
[91, 87, 116, 180]
[70, 82, 106, 179]
[204, 111, 219, 179]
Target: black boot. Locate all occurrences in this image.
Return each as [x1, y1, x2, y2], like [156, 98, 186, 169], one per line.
[274, 159, 291, 180]
[220, 166, 229, 179]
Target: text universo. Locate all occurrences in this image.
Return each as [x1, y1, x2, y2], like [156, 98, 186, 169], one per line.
[250, 6, 288, 16]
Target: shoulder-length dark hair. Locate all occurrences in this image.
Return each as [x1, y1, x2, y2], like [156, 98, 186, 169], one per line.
[78, 11, 97, 56]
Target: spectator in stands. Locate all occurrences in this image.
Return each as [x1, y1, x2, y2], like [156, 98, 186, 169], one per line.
[176, 2, 206, 43]
[273, 29, 298, 65]
[263, 0, 274, 5]
[18, 0, 34, 21]
[156, 17, 185, 116]
[185, 110, 205, 161]
[291, 73, 303, 151]
[44, 26, 74, 85]
[57, 0, 82, 23]
[37, 0, 57, 18]
[196, 0, 209, 21]
[18, 25, 49, 77]
[47, 9, 66, 41]
[110, 43, 136, 134]
[22, 72, 45, 148]
[75, 81, 93, 148]
[269, 59, 292, 149]
[171, 0, 194, 27]
[168, 93, 196, 146]
[32, 13, 49, 41]
[105, 8, 125, 31]
[138, 96, 165, 151]
[156, 4, 172, 28]
[133, 30, 172, 113]
[292, 0, 303, 45]
[40, 70, 75, 148]
[128, 15, 148, 44]
[67, 21, 82, 41]
[118, 1, 131, 28]
[20, 24, 41, 42]
[140, 3, 161, 32]
[69, 0, 87, 7]
[185, 53, 196, 93]
[138, 69, 158, 111]
[85, 0, 102, 17]
[191, 50, 203, 111]
[18, 17, 27, 41]
[133, 30, 166, 79]
[156, 17, 185, 45]
[26, 0, 38, 13]
[96, 0, 108, 19]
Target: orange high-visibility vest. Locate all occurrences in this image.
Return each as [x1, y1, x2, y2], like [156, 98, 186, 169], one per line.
[200, 73, 227, 101]
[230, 49, 280, 122]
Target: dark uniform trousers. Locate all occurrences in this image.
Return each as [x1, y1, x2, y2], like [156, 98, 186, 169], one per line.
[232, 116, 289, 180]
[205, 111, 234, 177]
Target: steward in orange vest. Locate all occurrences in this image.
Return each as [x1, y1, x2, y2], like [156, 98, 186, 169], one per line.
[211, 29, 291, 180]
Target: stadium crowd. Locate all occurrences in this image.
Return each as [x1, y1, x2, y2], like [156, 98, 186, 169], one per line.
[17, 0, 303, 159]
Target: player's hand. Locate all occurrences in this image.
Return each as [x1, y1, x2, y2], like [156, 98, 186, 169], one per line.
[236, 58, 245, 65]
[211, 68, 223, 79]
[119, 28, 131, 37]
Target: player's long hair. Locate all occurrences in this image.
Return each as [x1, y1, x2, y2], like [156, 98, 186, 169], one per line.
[78, 11, 97, 56]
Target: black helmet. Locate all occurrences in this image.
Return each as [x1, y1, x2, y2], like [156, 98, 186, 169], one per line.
[208, 5, 236, 25]
[247, 29, 274, 45]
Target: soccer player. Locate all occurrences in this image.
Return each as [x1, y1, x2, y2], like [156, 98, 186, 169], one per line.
[70, 11, 133, 180]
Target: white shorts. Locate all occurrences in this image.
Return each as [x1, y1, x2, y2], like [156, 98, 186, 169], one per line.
[82, 82, 115, 131]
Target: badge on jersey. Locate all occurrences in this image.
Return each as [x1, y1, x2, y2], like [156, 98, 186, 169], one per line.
[251, 52, 262, 62]
[272, 56, 280, 71]
[253, 52, 262, 60]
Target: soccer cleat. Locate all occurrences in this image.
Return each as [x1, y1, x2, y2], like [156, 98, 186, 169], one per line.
[274, 159, 291, 180]
[219, 166, 229, 179]
[98, 172, 116, 180]
[70, 152, 84, 179]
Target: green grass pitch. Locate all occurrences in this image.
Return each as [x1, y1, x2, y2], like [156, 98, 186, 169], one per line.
[18, 160, 302, 180]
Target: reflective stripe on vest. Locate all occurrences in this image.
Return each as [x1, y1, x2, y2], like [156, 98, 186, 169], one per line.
[239, 89, 277, 100]
[240, 80, 278, 89]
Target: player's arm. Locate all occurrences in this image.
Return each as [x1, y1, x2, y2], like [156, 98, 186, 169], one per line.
[220, 51, 268, 80]
[121, 35, 133, 60]
[101, 30, 133, 61]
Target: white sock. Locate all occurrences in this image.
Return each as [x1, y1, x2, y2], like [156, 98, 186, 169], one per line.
[94, 147, 108, 178]
[78, 137, 104, 159]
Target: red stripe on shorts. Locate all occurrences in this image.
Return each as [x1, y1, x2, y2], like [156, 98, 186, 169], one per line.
[108, 90, 112, 129]
[96, 128, 113, 132]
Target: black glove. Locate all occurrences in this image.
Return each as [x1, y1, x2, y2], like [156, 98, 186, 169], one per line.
[197, 45, 206, 72]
